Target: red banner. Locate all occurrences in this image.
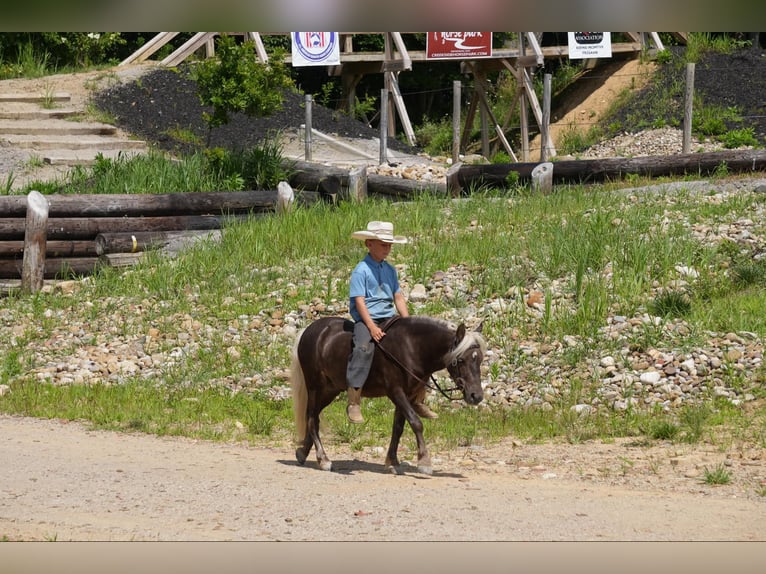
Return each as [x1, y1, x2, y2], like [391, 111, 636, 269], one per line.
[426, 32, 492, 59]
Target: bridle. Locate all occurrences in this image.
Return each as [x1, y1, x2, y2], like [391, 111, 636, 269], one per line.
[374, 331, 478, 403]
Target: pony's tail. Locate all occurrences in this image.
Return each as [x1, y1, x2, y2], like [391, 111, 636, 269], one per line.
[289, 328, 308, 443]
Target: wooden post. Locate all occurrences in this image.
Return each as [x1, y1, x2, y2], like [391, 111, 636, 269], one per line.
[346, 166, 368, 203]
[531, 162, 554, 194]
[21, 190, 48, 293]
[304, 94, 313, 161]
[683, 63, 695, 154]
[452, 80, 461, 165]
[541, 74, 552, 162]
[446, 162, 463, 197]
[380, 88, 389, 165]
[518, 35, 529, 162]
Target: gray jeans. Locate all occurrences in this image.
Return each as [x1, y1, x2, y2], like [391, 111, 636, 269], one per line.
[346, 320, 382, 389]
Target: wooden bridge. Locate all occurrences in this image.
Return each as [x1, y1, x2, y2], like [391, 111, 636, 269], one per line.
[120, 32, 684, 161]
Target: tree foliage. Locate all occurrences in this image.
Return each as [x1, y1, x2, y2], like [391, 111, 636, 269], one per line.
[191, 34, 294, 130]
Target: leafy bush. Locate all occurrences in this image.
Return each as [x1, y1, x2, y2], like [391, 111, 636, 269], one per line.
[192, 34, 294, 131]
[720, 127, 759, 149]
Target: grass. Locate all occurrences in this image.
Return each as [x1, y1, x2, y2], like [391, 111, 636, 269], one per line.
[702, 463, 732, 485]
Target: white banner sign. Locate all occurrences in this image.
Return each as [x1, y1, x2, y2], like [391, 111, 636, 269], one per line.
[567, 32, 612, 59]
[291, 32, 340, 66]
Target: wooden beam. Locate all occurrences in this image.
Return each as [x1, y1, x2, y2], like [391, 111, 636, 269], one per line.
[120, 32, 179, 65]
[161, 32, 216, 67]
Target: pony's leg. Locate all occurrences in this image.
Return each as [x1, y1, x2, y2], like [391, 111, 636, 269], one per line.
[308, 391, 336, 471]
[384, 407, 407, 474]
[388, 388, 433, 475]
[310, 413, 333, 471]
[295, 413, 314, 466]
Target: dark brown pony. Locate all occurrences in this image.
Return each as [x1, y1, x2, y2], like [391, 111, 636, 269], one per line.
[290, 316, 486, 474]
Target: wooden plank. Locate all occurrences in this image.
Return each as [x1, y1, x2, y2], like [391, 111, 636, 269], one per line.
[161, 32, 215, 67]
[120, 32, 179, 65]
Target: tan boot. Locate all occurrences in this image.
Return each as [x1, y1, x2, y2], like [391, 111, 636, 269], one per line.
[413, 400, 439, 419]
[413, 388, 438, 419]
[346, 387, 364, 424]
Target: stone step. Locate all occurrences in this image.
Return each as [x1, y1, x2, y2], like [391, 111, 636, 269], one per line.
[0, 107, 80, 120]
[43, 148, 147, 166]
[0, 119, 118, 136]
[0, 133, 147, 151]
[0, 92, 71, 104]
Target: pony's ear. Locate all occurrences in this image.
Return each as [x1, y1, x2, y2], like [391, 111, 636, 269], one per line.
[475, 320, 484, 333]
[454, 323, 466, 345]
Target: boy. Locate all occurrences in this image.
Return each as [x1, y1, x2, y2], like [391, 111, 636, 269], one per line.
[346, 220, 437, 423]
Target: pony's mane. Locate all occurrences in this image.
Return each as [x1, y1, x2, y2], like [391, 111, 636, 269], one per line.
[409, 316, 486, 361]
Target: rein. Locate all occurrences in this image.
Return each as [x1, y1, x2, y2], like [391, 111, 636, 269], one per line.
[374, 318, 464, 402]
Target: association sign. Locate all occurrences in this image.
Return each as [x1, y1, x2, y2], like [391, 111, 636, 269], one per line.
[567, 32, 612, 59]
[426, 32, 492, 59]
[291, 32, 340, 67]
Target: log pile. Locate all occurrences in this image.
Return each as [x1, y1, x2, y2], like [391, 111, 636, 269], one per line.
[0, 190, 278, 280]
[0, 164, 447, 286]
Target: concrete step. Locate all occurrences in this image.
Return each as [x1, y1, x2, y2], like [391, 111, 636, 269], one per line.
[0, 133, 147, 151]
[0, 92, 71, 104]
[43, 148, 148, 166]
[0, 119, 118, 136]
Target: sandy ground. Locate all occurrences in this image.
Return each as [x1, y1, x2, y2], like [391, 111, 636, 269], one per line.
[1, 414, 764, 542]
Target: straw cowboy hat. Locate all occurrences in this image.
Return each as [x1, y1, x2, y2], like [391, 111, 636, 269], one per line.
[351, 221, 408, 244]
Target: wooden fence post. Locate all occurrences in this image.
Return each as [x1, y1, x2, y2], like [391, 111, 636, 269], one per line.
[304, 94, 313, 161]
[452, 80, 461, 165]
[683, 63, 695, 154]
[380, 88, 389, 165]
[541, 74, 552, 162]
[21, 190, 48, 293]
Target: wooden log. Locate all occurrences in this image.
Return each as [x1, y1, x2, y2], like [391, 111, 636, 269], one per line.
[99, 253, 144, 268]
[0, 214, 248, 241]
[0, 190, 278, 218]
[0, 257, 98, 279]
[367, 173, 447, 198]
[0, 240, 96, 257]
[94, 230, 220, 256]
[455, 150, 766, 188]
[287, 160, 351, 190]
[21, 191, 48, 293]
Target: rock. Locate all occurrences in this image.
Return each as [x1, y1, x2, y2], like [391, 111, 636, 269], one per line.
[409, 284, 428, 302]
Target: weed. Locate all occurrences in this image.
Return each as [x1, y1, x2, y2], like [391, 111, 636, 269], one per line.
[650, 290, 691, 318]
[702, 463, 731, 485]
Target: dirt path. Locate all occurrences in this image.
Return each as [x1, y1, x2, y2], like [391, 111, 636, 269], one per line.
[1, 414, 763, 541]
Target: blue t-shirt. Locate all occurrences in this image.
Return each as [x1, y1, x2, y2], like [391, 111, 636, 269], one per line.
[349, 253, 401, 322]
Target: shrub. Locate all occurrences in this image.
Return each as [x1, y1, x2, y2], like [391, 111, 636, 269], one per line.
[192, 34, 294, 131]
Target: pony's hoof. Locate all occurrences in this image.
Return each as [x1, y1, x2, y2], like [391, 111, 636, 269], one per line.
[319, 460, 333, 471]
[417, 465, 433, 475]
[295, 448, 307, 465]
[385, 464, 402, 475]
